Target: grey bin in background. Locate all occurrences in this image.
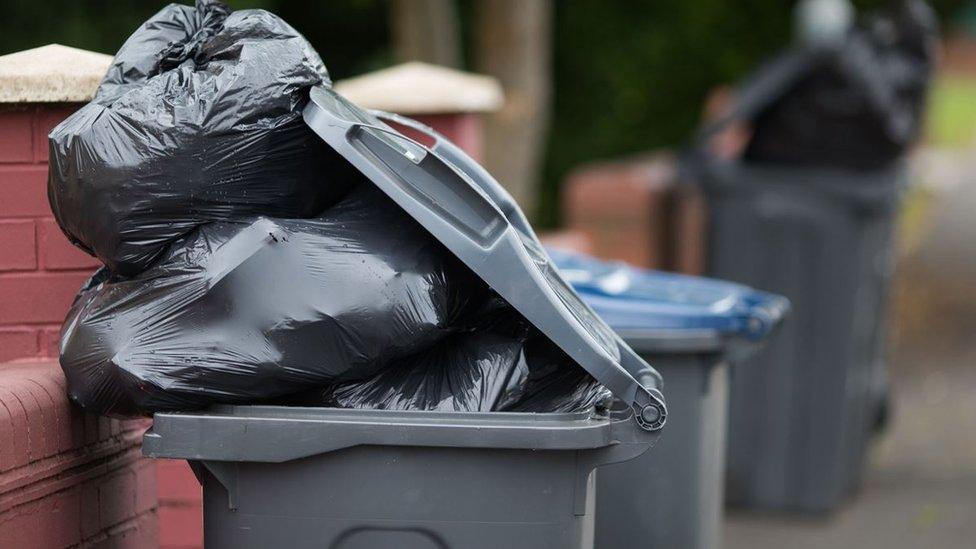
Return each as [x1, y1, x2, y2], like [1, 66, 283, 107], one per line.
[701, 160, 901, 513]
[551, 249, 789, 549]
[144, 405, 657, 549]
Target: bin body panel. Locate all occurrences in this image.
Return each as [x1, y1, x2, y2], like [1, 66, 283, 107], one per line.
[705, 167, 896, 512]
[549, 248, 785, 548]
[596, 353, 727, 549]
[199, 445, 592, 549]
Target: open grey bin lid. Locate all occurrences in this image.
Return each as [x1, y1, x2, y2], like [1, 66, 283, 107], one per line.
[303, 87, 666, 431]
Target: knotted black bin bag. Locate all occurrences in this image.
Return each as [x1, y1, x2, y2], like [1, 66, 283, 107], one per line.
[48, 0, 355, 275]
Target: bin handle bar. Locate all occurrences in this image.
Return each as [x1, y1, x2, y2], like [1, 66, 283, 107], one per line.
[370, 110, 538, 240]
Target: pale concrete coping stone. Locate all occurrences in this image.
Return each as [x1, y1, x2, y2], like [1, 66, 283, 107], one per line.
[334, 61, 504, 114]
[0, 44, 112, 103]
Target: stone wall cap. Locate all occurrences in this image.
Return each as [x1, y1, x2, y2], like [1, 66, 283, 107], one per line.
[0, 44, 112, 103]
[335, 61, 504, 115]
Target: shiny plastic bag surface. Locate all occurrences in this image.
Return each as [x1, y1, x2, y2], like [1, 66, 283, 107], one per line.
[60, 185, 488, 417]
[296, 298, 612, 413]
[48, 0, 354, 275]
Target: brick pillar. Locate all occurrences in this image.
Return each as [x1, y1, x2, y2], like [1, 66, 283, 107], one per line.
[0, 64, 102, 362]
[562, 152, 706, 274]
[0, 45, 158, 548]
[334, 61, 504, 160]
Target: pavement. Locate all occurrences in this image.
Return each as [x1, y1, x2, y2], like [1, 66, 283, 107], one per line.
[725, 349, 976, 549]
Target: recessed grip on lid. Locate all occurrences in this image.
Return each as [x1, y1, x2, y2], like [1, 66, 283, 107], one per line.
[303, 87, 666, 431]
[371, 111, 538, 241]
[352, 127, 509, 248]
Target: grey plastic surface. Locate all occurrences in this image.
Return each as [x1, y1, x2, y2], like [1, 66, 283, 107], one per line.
[702, 160, 899, 513]
[615, 328, 777, 364]
[302, 87, 666, 430]
[597, 349, 728, 549]
[374, 111, 539, 242]
[616, 328, 726, 353]
[145, 404, 658, 549]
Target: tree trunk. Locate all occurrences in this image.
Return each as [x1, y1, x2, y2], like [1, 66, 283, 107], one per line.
[390, 0, 462, 68]
[475, 0, 553, 217]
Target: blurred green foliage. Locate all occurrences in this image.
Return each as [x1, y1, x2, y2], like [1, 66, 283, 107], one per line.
[541, 0, 794, 225]
[0, 0, 390, 81]
[926, 75, 976, 146]
[0, 0, 966, 226]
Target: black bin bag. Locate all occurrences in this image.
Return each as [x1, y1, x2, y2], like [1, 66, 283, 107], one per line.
[59, 185, 488, 417]
[743, 0, 938, 170]
[292, 298, 613, 413]
[54, 2, 651, 422]
[48, 0, 354, 275]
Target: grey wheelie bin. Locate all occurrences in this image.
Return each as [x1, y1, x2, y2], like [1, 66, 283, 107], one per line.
[685, 30, 924, 513]
[701, 160, 901, 514]
[552, 250, 788, 549]
[145, 405, 659, 549]
[685, 5, 933, 509]
[143, 87, 668, 549]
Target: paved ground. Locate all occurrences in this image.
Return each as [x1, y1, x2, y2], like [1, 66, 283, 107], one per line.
[725, 349, 976, 549]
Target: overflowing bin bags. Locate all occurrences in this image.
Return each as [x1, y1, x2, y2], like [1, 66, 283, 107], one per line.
[52, 1, 651, 422]
[48, 0, 354, 276]
[742, 0, 937, 170]
[61, 185, 477, 416]
[685, 1, 937, 514]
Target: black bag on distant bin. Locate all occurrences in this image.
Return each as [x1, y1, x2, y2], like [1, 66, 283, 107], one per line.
[60, 185, 488, 417]
[300, 298, 612, 413]
[743, 0, 938, 170]
[48, 0, 355, 275]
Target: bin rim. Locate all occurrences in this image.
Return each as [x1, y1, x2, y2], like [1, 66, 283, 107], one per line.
[693, 157, 906, 211]
[302, 87, 665, 431]
[143, 403, 656, 463]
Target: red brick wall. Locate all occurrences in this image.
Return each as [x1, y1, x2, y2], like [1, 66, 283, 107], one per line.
[156, 461, 203, 549]
[0, 104, 159, 548]
[0, 360, 157, 549]
[0, 104, 100, 364]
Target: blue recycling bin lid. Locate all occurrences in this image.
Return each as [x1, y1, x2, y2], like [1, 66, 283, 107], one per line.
[548, 248, 789, 355]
